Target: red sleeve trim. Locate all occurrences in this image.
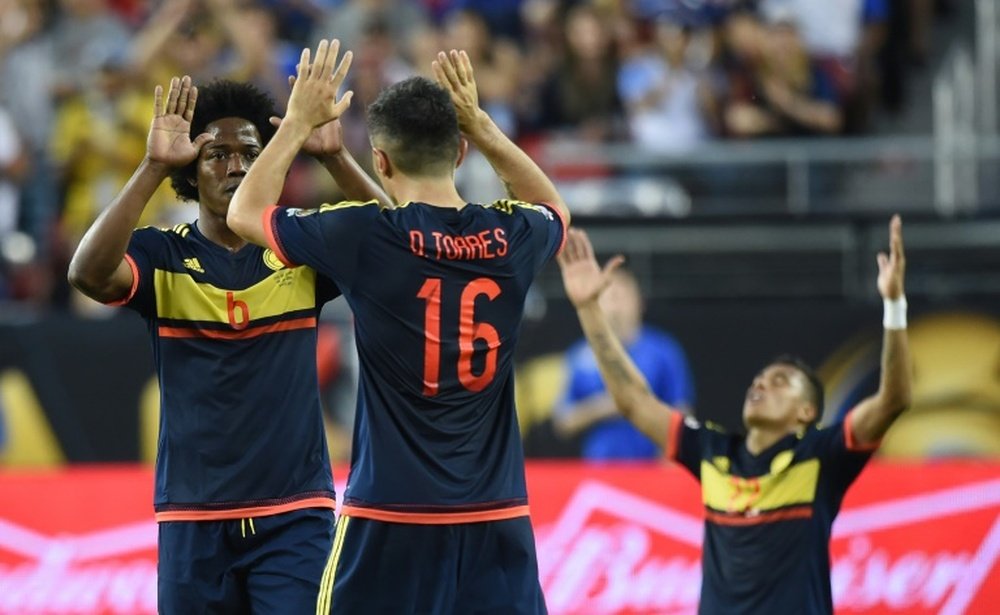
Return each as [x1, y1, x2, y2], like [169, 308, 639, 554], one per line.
[665, 411, 684, 462]
[539, 201, 568, 255]
[262, 205, 296, 268]
[103, 254, 140, 307]
[843, 408, 881, 452]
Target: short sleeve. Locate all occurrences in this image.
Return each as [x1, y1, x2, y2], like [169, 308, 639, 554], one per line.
[800, 410, 878, 492]
[666, 413, 727, 481]
[265, 201, 380, 288]
[513, 201, 567, 271]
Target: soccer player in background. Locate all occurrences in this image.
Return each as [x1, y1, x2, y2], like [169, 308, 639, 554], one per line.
[67, 76, 388, 612]
[228, 41, 569, 614]
[556, 218, 911, 614]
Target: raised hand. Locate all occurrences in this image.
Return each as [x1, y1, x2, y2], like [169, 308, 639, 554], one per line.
[877, 215, 906, 300]
[285, 39, 353, 131]
[557, 228, 625, 308]
[432, 49, 485, 135]
[271, 74, 346, 159]
[147, 75, 214, 168]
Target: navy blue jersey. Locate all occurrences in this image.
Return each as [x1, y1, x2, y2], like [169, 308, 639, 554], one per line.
[114, 222, 338, 521]
[665, 410, 877, 614]
[266, 199, 566, 523]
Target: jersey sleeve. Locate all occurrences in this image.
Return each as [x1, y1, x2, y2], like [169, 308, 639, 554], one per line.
[665, 413, 728, 481]
[264, 201, 380, 288]
[106, 227, 161, 317]
[510, 200, 567, 271]
[801, 408, 879, 493]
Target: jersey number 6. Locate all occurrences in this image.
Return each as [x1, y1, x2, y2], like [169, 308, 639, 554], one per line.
[417, 277, 501, 396]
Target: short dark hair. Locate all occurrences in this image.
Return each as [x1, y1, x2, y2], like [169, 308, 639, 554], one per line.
[170, 80, 277, 202]
[366, 76, 461, 177]
[770, 354, 824, 425]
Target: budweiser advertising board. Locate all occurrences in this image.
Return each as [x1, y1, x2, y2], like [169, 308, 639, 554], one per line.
[0, 462, 997, 614]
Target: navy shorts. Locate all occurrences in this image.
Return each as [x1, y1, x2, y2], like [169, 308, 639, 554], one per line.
[322, 515, 547, 615]
[158, 507, 336, 614]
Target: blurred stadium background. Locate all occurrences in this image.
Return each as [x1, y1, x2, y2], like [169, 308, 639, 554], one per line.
[0, 0, 998, 613]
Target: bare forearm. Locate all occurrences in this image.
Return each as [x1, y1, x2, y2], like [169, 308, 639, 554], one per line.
[876, 329, 912, 415]
[575, 302, 670, 446]
[851, 329, 912, 444]
[229, 120, 310, 245]
[464, 111, 569, 223]
[316, 150, 393, 209]
[68, 158, 168, 296]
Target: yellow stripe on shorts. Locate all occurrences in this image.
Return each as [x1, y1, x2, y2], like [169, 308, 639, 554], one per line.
[316, 516, 350, 615]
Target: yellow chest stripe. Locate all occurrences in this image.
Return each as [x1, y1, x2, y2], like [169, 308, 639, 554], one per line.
[154, 267, 316, 324]
[701, 457, 820, 514]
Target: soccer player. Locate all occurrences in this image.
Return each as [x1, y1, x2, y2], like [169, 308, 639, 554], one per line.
[227, 41, 569, 614]
[556, 218, 911, 614]
[67, 76, 388, 613]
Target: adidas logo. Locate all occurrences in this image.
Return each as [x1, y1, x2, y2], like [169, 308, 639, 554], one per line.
[182, 258, 205, 273]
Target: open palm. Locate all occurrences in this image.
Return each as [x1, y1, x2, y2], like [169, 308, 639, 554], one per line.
[147, 75, 214, 168]
[876, 215, 906, 300]
[558, 228, 624, 308]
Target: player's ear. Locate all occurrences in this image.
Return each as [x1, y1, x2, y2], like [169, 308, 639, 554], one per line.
[455, 137, 469, 169]
[372, 147, 392, 179]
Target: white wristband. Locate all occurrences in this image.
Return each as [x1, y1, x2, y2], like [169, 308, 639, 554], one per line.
[883, 296, 907, 330]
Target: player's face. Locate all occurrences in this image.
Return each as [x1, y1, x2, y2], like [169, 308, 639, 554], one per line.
[742, 363, 814, 431]
[195, 117, 262, 216]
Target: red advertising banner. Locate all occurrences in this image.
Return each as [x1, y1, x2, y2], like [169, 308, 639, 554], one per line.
[0, 462, 997, 614]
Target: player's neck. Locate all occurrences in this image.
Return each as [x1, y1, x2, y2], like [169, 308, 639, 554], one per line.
[199, 209, 248, 253]
[390, 174, 466, 209]
[744, 425, 793, 456]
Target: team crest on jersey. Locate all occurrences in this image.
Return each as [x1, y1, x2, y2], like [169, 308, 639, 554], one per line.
[262, 249, 285, 271]
[284, 208, 318, 217]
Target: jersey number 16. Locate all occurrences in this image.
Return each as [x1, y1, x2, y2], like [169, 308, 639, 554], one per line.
[417, 277, 501, 396]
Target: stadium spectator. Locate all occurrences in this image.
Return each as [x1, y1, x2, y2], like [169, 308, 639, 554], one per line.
[554, 266, 694, 459]
[227, 42, 569, 614]
[533, 3, 624, 143]
[722, 9, 843, 137]
[557, 216, 912, 614]
[618, 17, 718, 152]
[66, 74, 388, 612]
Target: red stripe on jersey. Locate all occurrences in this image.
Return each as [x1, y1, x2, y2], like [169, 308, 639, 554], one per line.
[340, 504, 531, 525]
[104, 254, 140, 307]
[159, 316, 316, 339]
[843, 409, 881, 452]
[155, 496, 336, 522]
[705, 506, 813, 527]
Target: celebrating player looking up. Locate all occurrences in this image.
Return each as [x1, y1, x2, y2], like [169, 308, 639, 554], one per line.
[228, 40, 569, 614]
[67, 75, 388, 613]
[557, 217, 912, 614]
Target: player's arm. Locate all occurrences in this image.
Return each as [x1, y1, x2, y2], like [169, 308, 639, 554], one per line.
[68, 76, 214, 303]
[270, 75, 393, 209]
[433, 50, 570, 226]
[845, 215, 913, 447]
[228, 39, 353, 246]
[557, 228, 677, 447]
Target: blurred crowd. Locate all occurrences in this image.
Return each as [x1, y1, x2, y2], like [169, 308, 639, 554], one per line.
[0, 0, 950, 311]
